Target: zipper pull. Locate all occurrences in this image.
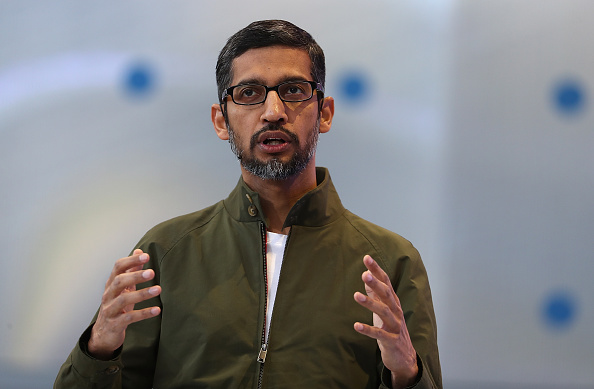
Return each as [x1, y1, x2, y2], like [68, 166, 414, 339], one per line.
[257, 344, 268, 363]
[245, 193, 258, 217]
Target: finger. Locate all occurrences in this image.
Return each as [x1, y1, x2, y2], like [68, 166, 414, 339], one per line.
[102, 285, 162, 317]
[102, 268, 156, 303]
[125, 249, 147, 273]
[122, 306, 162, 325]
[99, 305, 162, 336]
[106, 251, 150, 286]
[354, 291, 401, 330]
[361, 269, 397, 307]
[120, 285, 161, 309]
[362, 256, 403, 312]
[353, 321, 393, 342]
[363, 255, 392, 286]
[359, 271, 405, 330]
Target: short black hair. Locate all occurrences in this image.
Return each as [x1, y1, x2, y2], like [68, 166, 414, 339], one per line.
[215, 20, 325, 104]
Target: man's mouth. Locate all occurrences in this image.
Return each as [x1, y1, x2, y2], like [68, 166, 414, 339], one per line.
[249, 127, 298, 154]
[263, 138, 287, 145]
[257, 130, 293, 145]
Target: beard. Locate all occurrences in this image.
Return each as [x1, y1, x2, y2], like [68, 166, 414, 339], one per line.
[227, 120, 320, 180]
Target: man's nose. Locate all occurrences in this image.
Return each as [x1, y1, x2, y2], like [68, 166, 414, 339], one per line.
[260, 91, 288, 123]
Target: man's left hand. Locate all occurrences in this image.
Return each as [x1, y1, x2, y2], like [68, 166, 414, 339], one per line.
[354, 255, 419, 389]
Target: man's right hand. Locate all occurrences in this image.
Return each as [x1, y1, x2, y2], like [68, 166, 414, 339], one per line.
[87, 249, 162, 360]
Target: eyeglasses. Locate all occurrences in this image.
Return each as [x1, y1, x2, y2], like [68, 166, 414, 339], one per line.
[221, 80, 324, 105]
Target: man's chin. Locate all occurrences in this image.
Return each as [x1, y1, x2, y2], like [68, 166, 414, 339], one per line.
[244, 153, 292, 167]
[241, 157, 307, 181]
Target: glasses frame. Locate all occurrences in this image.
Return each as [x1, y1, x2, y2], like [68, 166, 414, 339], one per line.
[221, 80, 325, 106]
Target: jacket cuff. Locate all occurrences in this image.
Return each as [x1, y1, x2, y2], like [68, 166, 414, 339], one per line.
[70, 323, 124, 384]
[380, 353, 429, 389]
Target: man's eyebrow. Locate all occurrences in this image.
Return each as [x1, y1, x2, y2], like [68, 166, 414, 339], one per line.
[233, 77, 264, 86]
[233, 76, 311, 86]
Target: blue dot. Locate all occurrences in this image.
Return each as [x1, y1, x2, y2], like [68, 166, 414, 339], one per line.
[542, 290, 578, 330]
[123, 62, 156, 97]
[553, 79, 586, 115]
[339, 71, 369, 103]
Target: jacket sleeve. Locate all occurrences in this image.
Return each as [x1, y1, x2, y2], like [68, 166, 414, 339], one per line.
[378, 354, 439, 389]
[378, 245, 442, 389]
[54, 325, 123, 389]
[54, 250, 162, 389]
[54, 302, 161, 389]
[54, 324, 123, 389]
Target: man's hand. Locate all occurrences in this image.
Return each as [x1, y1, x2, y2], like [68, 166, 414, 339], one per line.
[87, 249, 162, 360]
[354, 255, 418, 389]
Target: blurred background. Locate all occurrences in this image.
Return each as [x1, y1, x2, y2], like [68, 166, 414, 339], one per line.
[1, 1, 593, 388]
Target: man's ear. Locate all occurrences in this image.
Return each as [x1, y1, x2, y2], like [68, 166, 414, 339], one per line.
[319, 96, 334, 134]
[212, 103, 229, 140]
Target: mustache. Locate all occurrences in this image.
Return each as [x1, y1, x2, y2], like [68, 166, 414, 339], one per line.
[249, 123, 299, 150]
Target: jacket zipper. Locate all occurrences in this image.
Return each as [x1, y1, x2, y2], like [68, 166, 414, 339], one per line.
[256, 222, 291, 389]
[257, 222, 267, 389]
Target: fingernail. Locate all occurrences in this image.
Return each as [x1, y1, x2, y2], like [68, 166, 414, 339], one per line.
[139, 254, 149, 262]
[150, 307, 160, 315]
[364, 272, 373, 282]
[355, 293, 366, 302]
[149, 286, 160, 295]
[142, 270, 152, 279]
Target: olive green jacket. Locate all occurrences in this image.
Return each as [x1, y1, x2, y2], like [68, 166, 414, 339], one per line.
[55, 167, 441, 389]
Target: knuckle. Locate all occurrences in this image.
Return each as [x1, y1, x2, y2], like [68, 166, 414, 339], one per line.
[113, 274, 127, 289]
[112, 275, 121, 288]
[114, 292, 129, 307]
[103, 300, 118, 315]
[113, 258, 126, 273]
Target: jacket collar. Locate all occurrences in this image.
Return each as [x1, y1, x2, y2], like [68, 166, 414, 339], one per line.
[223, 167, 346, 228]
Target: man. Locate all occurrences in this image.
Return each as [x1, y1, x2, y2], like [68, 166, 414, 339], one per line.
[55, 20, 441, 389]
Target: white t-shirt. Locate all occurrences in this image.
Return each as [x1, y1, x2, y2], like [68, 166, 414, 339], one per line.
[265, 231, 288, 339]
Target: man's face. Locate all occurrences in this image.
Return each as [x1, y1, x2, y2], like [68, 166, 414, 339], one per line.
[222, 46, 322, 180]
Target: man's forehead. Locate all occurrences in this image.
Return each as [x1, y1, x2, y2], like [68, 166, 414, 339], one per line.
[230, 46, 312, 85]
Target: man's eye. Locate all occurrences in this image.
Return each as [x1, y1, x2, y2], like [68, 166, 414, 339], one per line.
[240, 88, 258, 97]
[286, 85, 305, 94]
[234, 86, 264, 102]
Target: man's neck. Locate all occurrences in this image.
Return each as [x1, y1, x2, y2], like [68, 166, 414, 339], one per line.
[241, 164, 318, 234]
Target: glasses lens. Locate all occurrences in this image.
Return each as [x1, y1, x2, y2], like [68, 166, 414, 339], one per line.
[278, 82, 313, 102]
[232, 84, 267, 105]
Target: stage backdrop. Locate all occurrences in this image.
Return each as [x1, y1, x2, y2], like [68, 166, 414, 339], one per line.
[1, 1, 592, 388]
